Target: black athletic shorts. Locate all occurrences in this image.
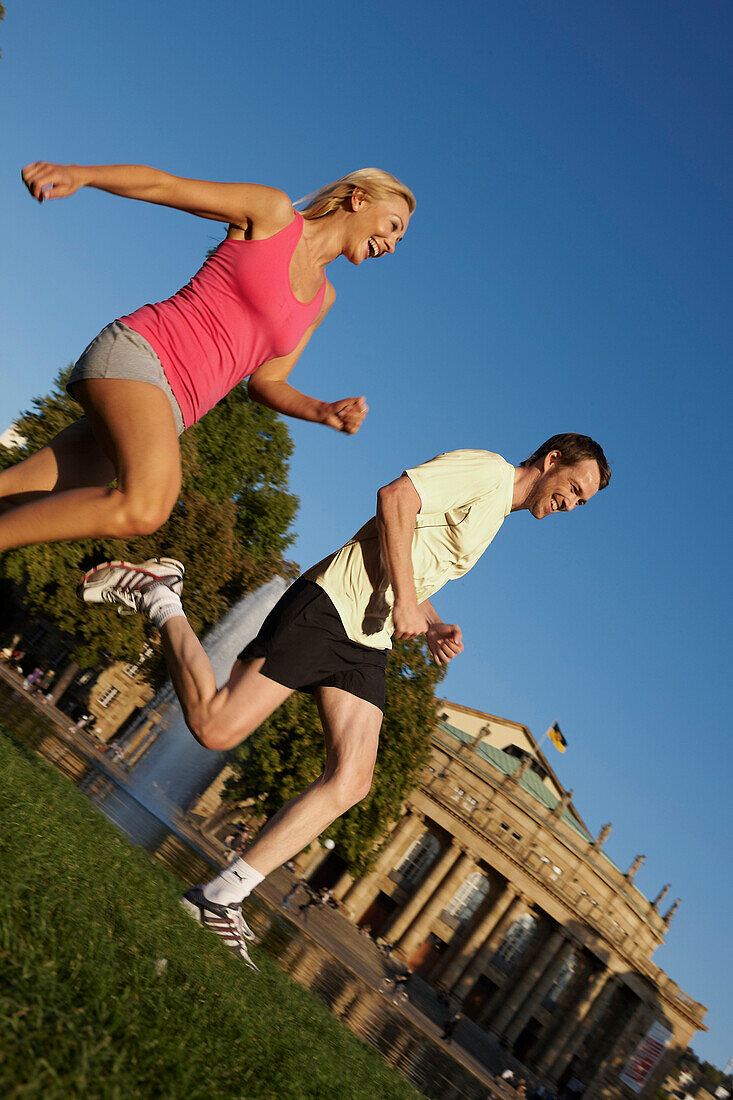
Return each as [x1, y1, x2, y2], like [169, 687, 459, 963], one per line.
[237, 578, 389, 712]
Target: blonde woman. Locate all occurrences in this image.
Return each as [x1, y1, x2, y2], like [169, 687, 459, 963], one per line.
[2, 162, 414, 553]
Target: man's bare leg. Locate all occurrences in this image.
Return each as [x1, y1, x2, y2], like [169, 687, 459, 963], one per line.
[202, 686, 383, 905]
[159, 616, 293, 749]
[79, 564, 292, 744]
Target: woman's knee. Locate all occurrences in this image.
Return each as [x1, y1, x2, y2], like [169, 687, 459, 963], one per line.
[109, 487, 178, 536]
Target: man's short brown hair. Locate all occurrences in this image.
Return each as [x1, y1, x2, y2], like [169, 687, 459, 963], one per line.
[520, 433, 611, 490]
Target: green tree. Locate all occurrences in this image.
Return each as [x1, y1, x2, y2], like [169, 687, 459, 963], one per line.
[0, 366, 298, 680]
[224, 637, 445, 875]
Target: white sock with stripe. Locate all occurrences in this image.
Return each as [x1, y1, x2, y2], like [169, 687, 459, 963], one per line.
[203, 859, 265, 906]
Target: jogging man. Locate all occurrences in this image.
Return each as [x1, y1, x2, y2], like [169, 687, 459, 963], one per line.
[80, 433, 610, 968]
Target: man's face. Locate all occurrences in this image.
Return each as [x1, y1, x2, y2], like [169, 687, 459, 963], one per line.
[527, 452, 601, 519]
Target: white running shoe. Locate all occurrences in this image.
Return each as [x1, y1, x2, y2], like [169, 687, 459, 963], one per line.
[181, 885, 259, 971]
[77, 557, 185, 617]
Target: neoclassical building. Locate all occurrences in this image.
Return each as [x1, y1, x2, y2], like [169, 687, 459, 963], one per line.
[327, 699, 706, 1100]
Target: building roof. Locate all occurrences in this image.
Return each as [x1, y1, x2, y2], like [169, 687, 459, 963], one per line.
[436, 719, 594, 842]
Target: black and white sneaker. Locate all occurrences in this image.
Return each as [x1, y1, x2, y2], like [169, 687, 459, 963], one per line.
[77, 557, 185, 617]
[180, 885, 259, 971]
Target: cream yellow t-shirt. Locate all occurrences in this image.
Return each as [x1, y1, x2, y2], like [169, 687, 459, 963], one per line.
[304, 449, 515, 650]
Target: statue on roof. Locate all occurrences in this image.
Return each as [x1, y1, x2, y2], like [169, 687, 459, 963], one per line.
[625, 854, 645, 882]
[664, 897, 681, 924]
[652, 883, 671, 909]
[550, 787, 574, 816]
[512, 755, 533, 782]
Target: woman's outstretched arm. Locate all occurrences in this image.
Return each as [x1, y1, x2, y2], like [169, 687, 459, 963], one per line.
[248, 284, 368, 435]
[21, 162, 292, 230]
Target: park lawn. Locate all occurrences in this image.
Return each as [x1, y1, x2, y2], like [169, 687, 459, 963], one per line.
[0, 727, 420, 1100]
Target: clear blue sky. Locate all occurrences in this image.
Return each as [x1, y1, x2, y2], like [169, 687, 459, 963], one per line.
[2, 0, 731, 1067]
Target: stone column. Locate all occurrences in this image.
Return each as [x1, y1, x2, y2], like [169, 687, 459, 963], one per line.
[503, 937, 575, 1045]
[385, 841, 462, 944]
[506, 937, 572, 1047]
[585, 996, 649, 1100]
[540, 970, 620, 1079]
[434, 880, 514, 987]
[341, 811, 424, 917]
[331, 869, 354, 900]
[303, 842, 337, 881]
[295, 841, 327, 877]
[451, 892, 527, 1001]
[492, 925, 566, 1038]
[396, 850, 475, 956]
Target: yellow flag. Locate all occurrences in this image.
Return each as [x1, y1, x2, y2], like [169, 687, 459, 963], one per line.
[548, 722, 567, 753]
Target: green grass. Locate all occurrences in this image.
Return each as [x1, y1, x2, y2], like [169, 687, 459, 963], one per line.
[0, 727, 420, 1100]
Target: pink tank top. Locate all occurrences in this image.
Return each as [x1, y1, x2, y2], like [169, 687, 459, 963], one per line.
[118, 213, 326, 429]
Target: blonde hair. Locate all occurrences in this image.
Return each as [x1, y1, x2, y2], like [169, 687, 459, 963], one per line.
[298, 168, 415, 220]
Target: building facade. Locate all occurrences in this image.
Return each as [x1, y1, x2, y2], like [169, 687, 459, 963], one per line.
[328, 700, 706, 1100]
[0, 608, 156, 744]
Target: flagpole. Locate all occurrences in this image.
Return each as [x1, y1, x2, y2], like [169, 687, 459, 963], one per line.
[534, 721, 559, 755]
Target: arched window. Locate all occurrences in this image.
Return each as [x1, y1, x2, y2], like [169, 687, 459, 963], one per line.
[444, 872, 491, 925]
[543, 951, 578, 1008]
[494, 913, 537, 970]
[393, 832, 441, 889]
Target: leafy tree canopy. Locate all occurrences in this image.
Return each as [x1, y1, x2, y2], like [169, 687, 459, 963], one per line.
[0, 366, 298, 679]
[224, 637, 445, 875]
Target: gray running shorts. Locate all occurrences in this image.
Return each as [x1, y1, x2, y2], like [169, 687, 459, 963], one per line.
[67, 320, 185, 436]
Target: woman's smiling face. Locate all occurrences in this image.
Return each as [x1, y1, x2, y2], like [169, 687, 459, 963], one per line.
[345, 190, 411, 264]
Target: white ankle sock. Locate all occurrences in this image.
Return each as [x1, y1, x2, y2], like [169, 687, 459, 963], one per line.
[142, 585, 185, 629]
[203, 859, 265, 907]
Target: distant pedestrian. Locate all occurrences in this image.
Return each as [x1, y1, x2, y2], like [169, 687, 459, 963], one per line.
[38, 668, 56, 693]
[298, 893, 319, 919]
[319, 887, 336, 908]
[235, 829, 251, 853]
[501, 1069, 515, 1085]
[391, 966, 412, 1001]
[441, 1010, 463, 1043]
[281, 882, 301, 911]
[23, 667, 43, 691]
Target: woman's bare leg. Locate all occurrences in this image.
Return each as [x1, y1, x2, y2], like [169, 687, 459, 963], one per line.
[0, 418, 116, 511]
[0, 379, 181, 550]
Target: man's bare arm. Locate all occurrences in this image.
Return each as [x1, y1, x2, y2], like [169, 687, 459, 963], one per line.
[418, 598, 442, 624]
[419, 599, 464, 666]
[376, 474, 429, 639]
[378, 482, 465, 657]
